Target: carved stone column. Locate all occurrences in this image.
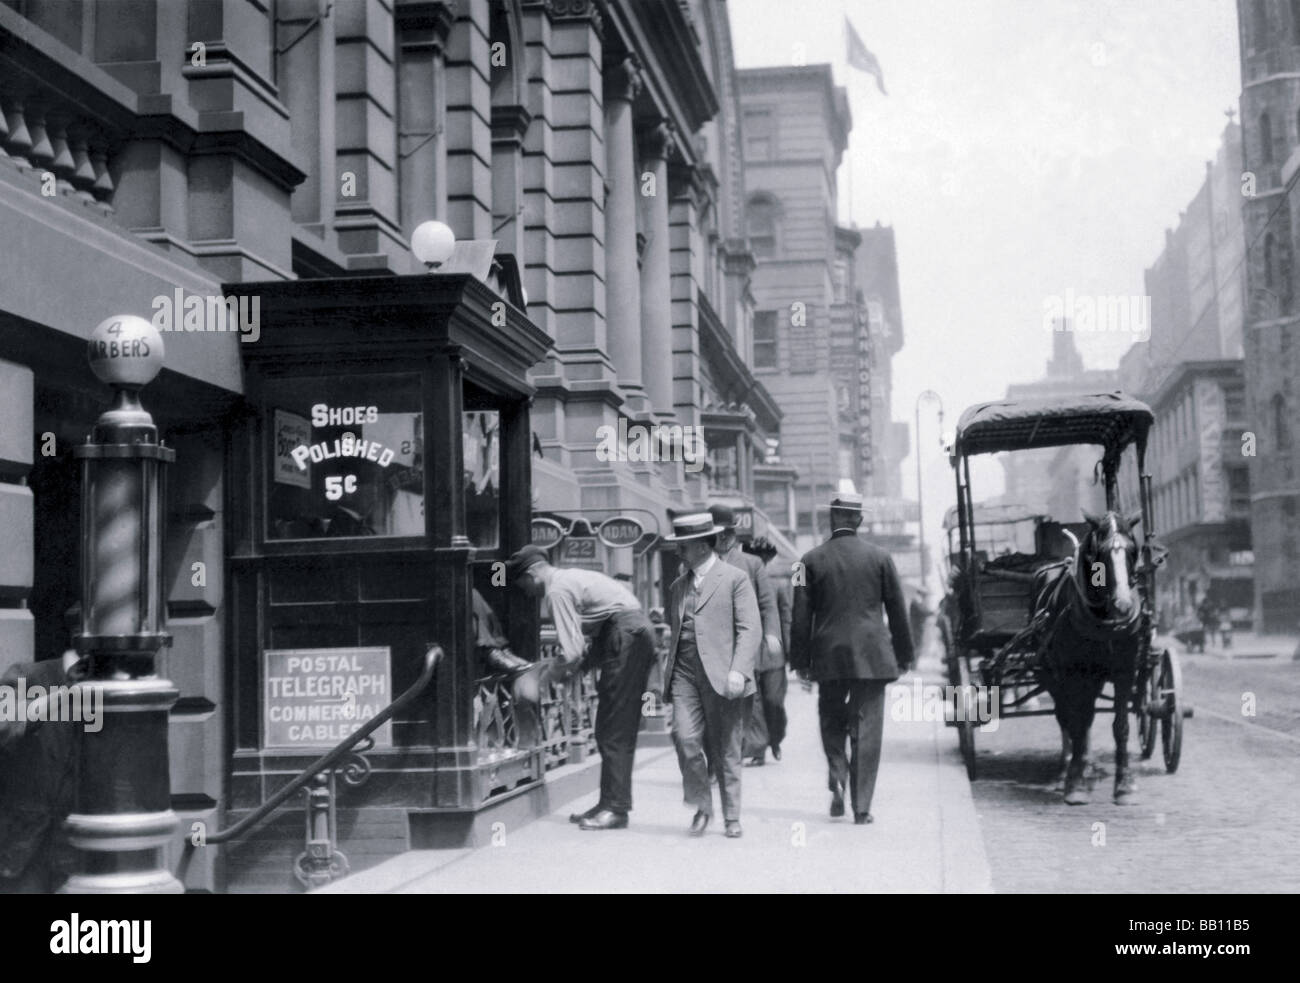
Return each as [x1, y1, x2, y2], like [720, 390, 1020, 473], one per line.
[638, 120, 676, 420]
[603, 55, 647, 412]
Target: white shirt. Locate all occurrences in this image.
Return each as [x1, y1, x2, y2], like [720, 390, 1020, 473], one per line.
[690, 551, 717, 591]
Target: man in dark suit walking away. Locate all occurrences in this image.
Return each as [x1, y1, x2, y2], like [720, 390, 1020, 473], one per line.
[790, 493, 915, 825]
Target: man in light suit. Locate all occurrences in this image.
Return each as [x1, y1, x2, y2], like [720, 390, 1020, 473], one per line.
[790, 493, 914, 825]
[662, 513, 761, 838]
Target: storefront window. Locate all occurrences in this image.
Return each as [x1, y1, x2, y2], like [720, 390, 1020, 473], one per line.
[463, 409, 500, 549]
[265, 374, 424, 540]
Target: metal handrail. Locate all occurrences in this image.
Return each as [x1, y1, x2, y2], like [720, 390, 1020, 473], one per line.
[186, 644, 442, 849]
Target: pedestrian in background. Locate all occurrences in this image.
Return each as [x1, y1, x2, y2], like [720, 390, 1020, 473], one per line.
[707, 505, 783, 766]
[663, 513, 760, 838]
[507, 546, 655, 831]
[744, 535, 792, 763]
[790, 493, 914, 825]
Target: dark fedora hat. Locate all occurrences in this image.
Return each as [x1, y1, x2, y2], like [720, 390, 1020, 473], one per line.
[707, 503, 737, 529]
[663, 512, 724, 542]
[505, 544, 550, 579]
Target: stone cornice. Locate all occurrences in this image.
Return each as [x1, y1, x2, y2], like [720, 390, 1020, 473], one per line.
[492, 103, 532, 143]
[395, 0, 457, 40]
[520, 0, 604, 41]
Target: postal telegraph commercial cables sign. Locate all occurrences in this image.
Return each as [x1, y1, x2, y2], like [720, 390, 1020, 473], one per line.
[263, 647, 393, 748]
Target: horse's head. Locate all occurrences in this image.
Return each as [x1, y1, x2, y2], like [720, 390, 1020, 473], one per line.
[1078, 510, 1141, 620]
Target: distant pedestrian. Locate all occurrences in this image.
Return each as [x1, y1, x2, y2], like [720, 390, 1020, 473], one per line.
[663, 513, 760, 838]
[790, 493, 914, 825]
[507, 546, 655, 831]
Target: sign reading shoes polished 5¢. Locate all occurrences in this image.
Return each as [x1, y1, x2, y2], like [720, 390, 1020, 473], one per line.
[263, 647, 393, 749]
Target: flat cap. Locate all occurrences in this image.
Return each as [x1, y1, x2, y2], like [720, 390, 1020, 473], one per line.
[505, 544, 550, 579]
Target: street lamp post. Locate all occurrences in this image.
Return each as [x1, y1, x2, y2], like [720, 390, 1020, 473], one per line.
[63, 315, 180, 894]
[914, 390, 944, 594]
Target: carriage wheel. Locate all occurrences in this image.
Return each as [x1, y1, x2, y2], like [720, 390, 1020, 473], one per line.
[1159, 648, 1184, 773]
[1137, 660, 1158, 761]
[956, 655, 978, 780]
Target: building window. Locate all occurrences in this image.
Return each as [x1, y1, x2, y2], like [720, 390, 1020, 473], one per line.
[1255, 0, 1271, 51]
[746, 193, 780, 259]
[1228, 467, 1251, 512]
[743, 107, 775, 160]
[1260, 111, 1274, 164]
[753, 310, 779, 369]
[1294, 0, 1300, 42]
[833, 254, 850, 303]
[1224, 385, 1246, 422]
[707, 442, 739, 491]
[1274, 393, 1292, 450]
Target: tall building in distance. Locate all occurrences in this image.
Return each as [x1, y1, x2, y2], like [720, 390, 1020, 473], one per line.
[1236, 0, 1300, 630]
[736, 64, 910, 551]
[999, 328, 1116, 520]
[1118, 119, 1252, 629]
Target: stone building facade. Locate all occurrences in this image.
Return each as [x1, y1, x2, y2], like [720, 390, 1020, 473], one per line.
[0, 0, 791, 890]
[1236, 0, 1300, 630]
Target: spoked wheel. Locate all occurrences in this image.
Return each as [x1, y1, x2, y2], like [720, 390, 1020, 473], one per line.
[1137, 659, 1159, 761]
[955, 655, 978, 780]
[1158, 648, 1184, 773]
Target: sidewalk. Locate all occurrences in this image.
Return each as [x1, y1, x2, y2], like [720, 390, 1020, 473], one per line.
[1160, 630, 1300, 661]
[315, 648, 992, 894]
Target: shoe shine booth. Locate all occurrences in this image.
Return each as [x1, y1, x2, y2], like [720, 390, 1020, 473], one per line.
[221, 271, 552, 889]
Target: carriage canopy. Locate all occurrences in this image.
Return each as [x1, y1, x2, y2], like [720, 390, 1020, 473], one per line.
[951, 391, 1154, 460]
[941, 502, 1045, 532]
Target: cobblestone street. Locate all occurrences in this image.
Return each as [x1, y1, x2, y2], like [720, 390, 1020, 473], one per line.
[967, 651, 1300, 893]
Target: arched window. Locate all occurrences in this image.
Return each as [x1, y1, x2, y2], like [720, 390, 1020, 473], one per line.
[745, 193, 780, 259]
[1275, 393, 1292, 450]
[1255, 0, 1271, 51]
[1260, 111, 1274, 164]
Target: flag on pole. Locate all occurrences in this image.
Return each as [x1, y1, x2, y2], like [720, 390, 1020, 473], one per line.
[846, 17, 887, 95]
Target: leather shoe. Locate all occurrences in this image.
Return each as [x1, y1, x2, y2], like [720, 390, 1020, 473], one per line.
[724, 820, 743, 838]
[569, 803, 603, 824]
[854, 812, 874, 825]
[830, 787, 845, 818]
[688, 810, 710, 836]
[771, 746, 781, 761]
[744, 753, 765, 767]
[578, 809, 628, 831]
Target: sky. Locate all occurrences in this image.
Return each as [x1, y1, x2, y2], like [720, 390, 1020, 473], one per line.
[729, 0, 1242, 570]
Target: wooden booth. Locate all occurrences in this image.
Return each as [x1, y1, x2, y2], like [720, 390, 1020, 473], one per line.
[221, 271, 551, 889]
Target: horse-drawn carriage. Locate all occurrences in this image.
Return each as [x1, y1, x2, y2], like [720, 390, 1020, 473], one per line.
[938, 392, 1190, 804]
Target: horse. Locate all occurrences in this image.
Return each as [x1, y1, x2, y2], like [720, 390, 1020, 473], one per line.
[1032, 510, 1144, 805]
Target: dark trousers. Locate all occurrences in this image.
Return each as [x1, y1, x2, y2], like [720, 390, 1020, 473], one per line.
[818, 679, 888, 816]
[742, 667, 789, 757]
[670, 640, 745, 820]
[592, 610, 656, 813]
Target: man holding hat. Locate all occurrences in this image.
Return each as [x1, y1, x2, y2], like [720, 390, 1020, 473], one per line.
[706, 504, 784, 766]
[506, 545, 655, 831]
[790, 492, 914, 824]
[662, 513, 761, 838]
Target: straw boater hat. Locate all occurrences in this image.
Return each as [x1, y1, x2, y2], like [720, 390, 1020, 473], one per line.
[663, 512, 724, 542]
[829, 492, 864, 512]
